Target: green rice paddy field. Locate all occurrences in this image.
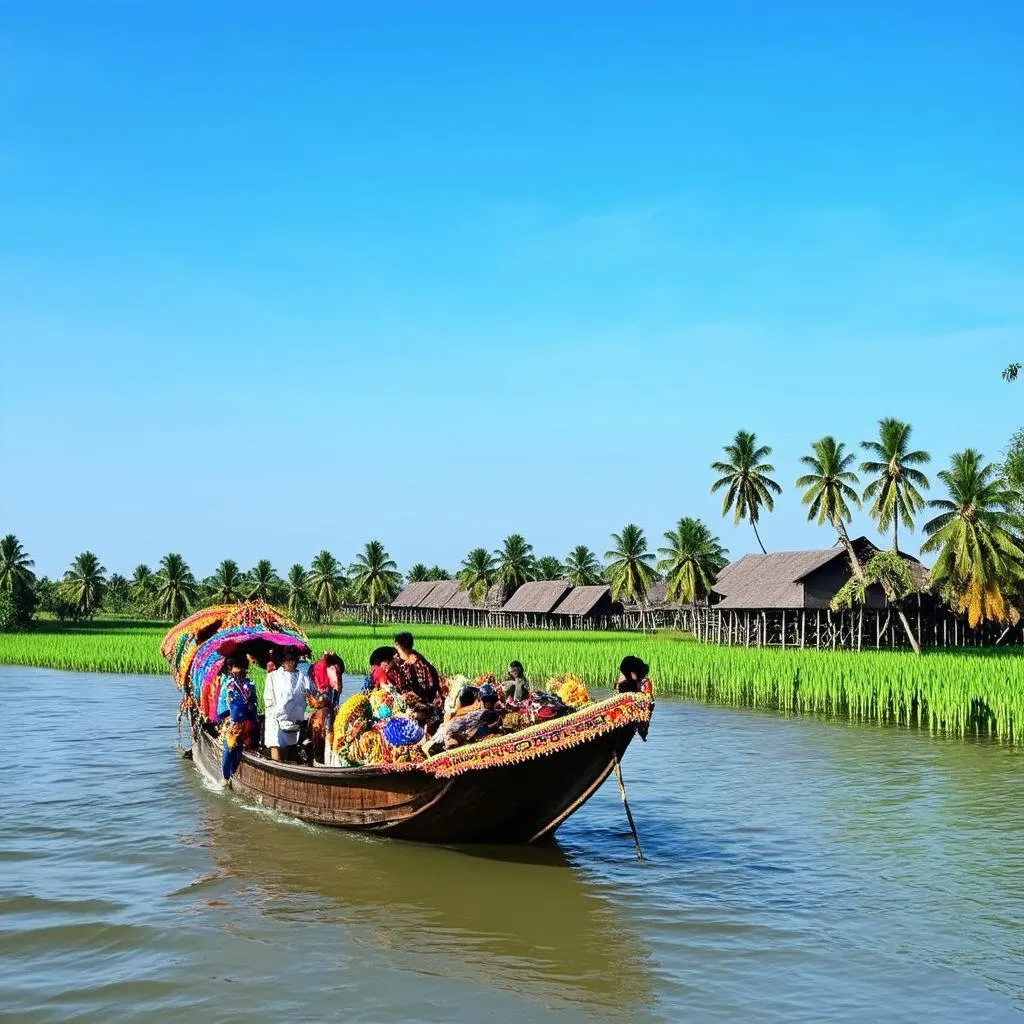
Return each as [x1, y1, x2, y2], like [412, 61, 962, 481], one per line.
[3, 618, 1023, 743]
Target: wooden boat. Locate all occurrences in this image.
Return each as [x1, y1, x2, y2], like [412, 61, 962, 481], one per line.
[189, 692, 653, 844]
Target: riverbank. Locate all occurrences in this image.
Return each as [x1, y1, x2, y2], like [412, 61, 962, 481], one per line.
[1, 619, 1021, 742]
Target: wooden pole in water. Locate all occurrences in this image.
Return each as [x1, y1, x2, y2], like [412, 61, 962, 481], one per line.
[612, 754, 644, 860]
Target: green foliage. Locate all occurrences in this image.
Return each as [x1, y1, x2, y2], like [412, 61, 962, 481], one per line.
[349, 541, 403, 607]
[4, 620, 1024, 744]
[832, 551, 919, 611]
[209, 559, 244, 603]
[247, 559, 281, 603]
[535, 555, 564, 581]
[657, 517, 728, 605]
[922, 449, 1023, 627]
[406, 563, 429, 583]
[1003, 363, 1021, 382]
[605, 524, 659, 605]
[0, 534, 36, 594]
[104, 573, 132, 614]
[285, 564, 309, 621]
[153, 553, 197, 621]
[0, 584, 36, 632]
[424, 565, 450, 581]
[710, 430, 781, 553]
[860, 418, 931, 550]
[59, 551, 107, 619]
[457, 547, 497, 604]
[131, 565, 157, 615]
[797, 436, 861, 528]
[494, 534, 537, 601]
[307, 550, 346, 622]
[562, 545, 603, 586]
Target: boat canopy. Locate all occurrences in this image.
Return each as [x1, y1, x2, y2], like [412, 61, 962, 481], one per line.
[162, 601, 310, 692]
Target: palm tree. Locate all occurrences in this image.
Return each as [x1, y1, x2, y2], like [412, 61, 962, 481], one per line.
[0, 534, 35, 594]
[657, 518, 728, 605]
[59, 551, 107, 619]
[797, 436, 862, 549]
[799, 437, 922, 654]
[406, 563, 429, 583]
[307, 550, 345, 622]
[457, 547, 498, 604]
[349, 540, 403, 607]
[130, 564, 156, 614]
[494, 534, 537, 601]
[153, 553, 197, 621]
[710, 430, 781, 554]
[247, 559, 280, 602]
[105, 572, 132, 613]
[425, 566, 450, 581]
[535, 555, 564, 580]
[605, 525, 660, 627]
[211, 559, 244, 603]
[562, 545, 603, 586]
[285, 564, 309, 621]
[860, 418, 931, 551]
[922, 449, 1023, 627]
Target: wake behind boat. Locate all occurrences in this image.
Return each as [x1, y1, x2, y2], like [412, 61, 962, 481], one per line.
[165, 602, 653, 844]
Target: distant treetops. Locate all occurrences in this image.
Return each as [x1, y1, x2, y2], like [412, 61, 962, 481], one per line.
[3, 416, 1021, 634]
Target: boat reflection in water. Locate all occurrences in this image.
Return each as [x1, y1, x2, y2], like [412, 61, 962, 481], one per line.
[190, 785, 657, 1019]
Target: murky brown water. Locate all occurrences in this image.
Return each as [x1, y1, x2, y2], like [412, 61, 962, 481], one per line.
[2, 666, 1023, 1021]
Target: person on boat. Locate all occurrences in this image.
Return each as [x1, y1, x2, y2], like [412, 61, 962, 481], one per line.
[502, 661, 530, 702]
[307, 652, 344, 763]
[217, 655, 259, 780]
[444, 684, 502, 749]
[263, 646, 311, 761]
[616, 656, 653, 695]
[423, 684, 479, 755]
[368, 646, 396, 692]
[388, 632, 441, 727]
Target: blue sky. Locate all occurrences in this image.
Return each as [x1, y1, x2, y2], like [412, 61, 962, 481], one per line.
[2, 2, 1022, 579]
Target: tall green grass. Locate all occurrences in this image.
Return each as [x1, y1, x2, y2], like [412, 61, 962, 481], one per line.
[1, 620, 1021, 742]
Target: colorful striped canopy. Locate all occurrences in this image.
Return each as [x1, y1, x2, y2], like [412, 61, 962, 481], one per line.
[162, 602, 309, 692]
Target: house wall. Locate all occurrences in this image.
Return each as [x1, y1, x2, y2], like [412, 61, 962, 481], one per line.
[802, 560, 887, 609]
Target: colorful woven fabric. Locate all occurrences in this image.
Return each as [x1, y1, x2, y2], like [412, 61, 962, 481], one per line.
[188, 625, 310, 698]
[422, 692, 654, 779]
[382, 716, 424, 747]
[162, 602, 307, 688]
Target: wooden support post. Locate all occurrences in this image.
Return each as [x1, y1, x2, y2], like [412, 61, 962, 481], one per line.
[800, 610, 806, 648]
[781, 609, 786, 648]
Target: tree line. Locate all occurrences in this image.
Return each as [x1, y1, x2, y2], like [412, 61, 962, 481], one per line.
[1, 416, 1020, 639]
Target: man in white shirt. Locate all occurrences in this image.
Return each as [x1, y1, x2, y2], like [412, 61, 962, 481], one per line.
[263, 647, 310, 761]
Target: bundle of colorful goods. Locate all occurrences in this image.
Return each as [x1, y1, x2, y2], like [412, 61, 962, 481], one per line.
[381, 715, 424, 747]
[549, 674, 591, 709]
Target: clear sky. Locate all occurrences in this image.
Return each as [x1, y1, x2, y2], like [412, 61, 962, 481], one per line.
[2, 1, 1022, 579]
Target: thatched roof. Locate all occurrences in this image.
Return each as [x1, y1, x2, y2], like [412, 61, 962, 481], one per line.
[623, 579, 670, 610]
[712, 538, 928, 610]
[417, 579, 462, 609]
[443, 581, 505, 610]
[391, 581, 439, 608]
[552, 585, 612, 616]
[501, 581, 572, 614]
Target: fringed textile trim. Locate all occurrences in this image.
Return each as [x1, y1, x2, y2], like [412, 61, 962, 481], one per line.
[420, 692, 654, 779]
[162, 601, 304, 663]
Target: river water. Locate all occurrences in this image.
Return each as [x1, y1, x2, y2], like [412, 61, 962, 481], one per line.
[2, 666, 1023, 1022]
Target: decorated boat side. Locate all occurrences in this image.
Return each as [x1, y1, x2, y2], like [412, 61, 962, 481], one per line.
[166, 603, 653, 844]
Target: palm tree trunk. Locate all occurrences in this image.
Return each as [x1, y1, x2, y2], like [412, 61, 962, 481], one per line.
[834, 521, 866, 583]
[838, 518, 920, 655]
[751, 520, 767, 554]
[893, 517, 899, 553]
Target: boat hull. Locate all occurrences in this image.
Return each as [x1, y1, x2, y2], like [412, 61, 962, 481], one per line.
[191, 704, 645, 844]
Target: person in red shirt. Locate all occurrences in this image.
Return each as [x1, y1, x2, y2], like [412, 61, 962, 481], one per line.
[388, 631, 441, 725]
